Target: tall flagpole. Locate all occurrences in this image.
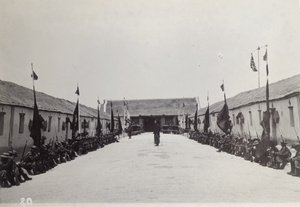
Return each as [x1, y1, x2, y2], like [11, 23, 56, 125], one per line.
[252, 44, 267, 88]
[77, 83, 81, 135]
[257, 46, 260, 88]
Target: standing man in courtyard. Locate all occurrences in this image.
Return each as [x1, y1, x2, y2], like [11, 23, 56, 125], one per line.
[153, 119, 160, 146]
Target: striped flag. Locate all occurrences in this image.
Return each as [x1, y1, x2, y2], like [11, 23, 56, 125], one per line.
[250, 54, 257, 72]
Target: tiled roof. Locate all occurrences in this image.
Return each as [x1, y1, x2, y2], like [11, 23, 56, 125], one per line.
[199, 74, 300, 115]
[107, 98, 197, 117]
[0, 80, 109, 119]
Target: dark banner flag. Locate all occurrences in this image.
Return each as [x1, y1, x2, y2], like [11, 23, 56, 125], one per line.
[110, 102, 114, 132]
[194, 104, 198, 131]
[30, 67, 43, 148]
[255, 79, 271, 157]
[203, 106, 210, 133]
[30, 92, 43, 148]
[117, 114, 122, 135]
[96, 104, 102, 137]
[75, 86, 80, 95]
[72, 100, 79, 133]
[217, 102, 231, 134]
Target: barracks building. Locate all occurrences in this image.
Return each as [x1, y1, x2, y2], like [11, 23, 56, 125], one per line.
[0, 74, 300, 153]
[196, 74, 300, 145]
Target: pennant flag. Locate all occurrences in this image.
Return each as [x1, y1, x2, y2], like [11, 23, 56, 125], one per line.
[110, 102, 114, 132]
[31, 71, 38, 80]
[263, 49, 268, 61]
[217, 102, 231, 134]
[250, 54, 258, 72]
[30, 92, 43, 148]
[220, 84, 224, 92]
[194, 104, 198, 131]
[71, 100, 79, 133]
[96, 104, 102, 136]
[125, 105, 131, 126]
[75, 86, 80, 95]
[203, 106, 210, 133]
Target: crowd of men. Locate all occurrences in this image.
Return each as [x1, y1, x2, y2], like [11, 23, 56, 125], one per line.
[0, 132, 120, 188]
[189, 130, 300, 177]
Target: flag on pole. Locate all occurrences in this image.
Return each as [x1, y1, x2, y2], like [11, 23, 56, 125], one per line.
[194, 104, 198, 131]
[71, 100, 79, 133]
[103, 100, 107, 113]
[250, 54, 258, 72]
[263, 49, 268, 61]
[125, 104, 131, 126]
[75, 86, 80, 95]
[96, 104, 102, 137]
[117, 114, 122, 135]
[203, 106, 210, 133]
[31, 71, 38, 80]
[217, 102, 231, 134]
[30, 90, 42, 148]
[220, 84, 224, 92]
[110, 102, 114, 132]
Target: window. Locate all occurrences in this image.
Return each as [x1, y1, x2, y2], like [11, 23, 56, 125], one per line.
[258, 110, 262, 124]
[58, 117, 61, 132]
[19, 113, 25, 134]
[48, 116, 52, 132]
[0, 112, 5, 136]
[232, 114, 235, 125]
[289, 106, 295, 127]
[249, 111, 253, 126]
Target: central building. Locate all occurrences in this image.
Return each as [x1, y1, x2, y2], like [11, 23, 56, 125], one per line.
[107, 98, 197, 132]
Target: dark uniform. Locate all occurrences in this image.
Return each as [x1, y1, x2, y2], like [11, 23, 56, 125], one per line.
[0, 152, 21, 186]
[22, 145, 43, 175]
[0, 153, 13, 187]
[8, 150, 32, 183]
[287, 143, 300, 177]
[273, 139, 291, 169]
[127, 124, 132, 139]
[153, 120, 160, 146]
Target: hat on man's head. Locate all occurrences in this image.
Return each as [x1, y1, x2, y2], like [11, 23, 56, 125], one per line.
[8, 150, 18, 157]
[292, 143, 300, 151]
[0, 152, 12, 159]
[31, 145, 38, 150]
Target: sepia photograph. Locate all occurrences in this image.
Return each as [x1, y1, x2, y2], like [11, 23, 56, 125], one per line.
[1, 0, 300, 206]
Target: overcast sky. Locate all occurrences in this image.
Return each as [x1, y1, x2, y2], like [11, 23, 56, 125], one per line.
[1, 0, 300, 109]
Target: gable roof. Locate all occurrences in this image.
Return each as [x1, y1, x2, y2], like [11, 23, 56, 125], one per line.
[199, 74, 300, 115]
[107, 98, 197, 117]
[0, 80, 109, 119]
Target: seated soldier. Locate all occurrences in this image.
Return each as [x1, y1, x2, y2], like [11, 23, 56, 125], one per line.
[0, 152, 20, 186]
[217, 135, 231, 153]
[21, 145, 43, 175]
[273, 139, 291, 169]
[8, 150, 32, 183]
[0, 153, 12, 188]
[287, 143, 300, 177]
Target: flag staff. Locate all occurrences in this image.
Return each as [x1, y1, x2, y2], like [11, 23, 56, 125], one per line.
[251, 44, 268, 88]
[31, 63, 35, 89]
